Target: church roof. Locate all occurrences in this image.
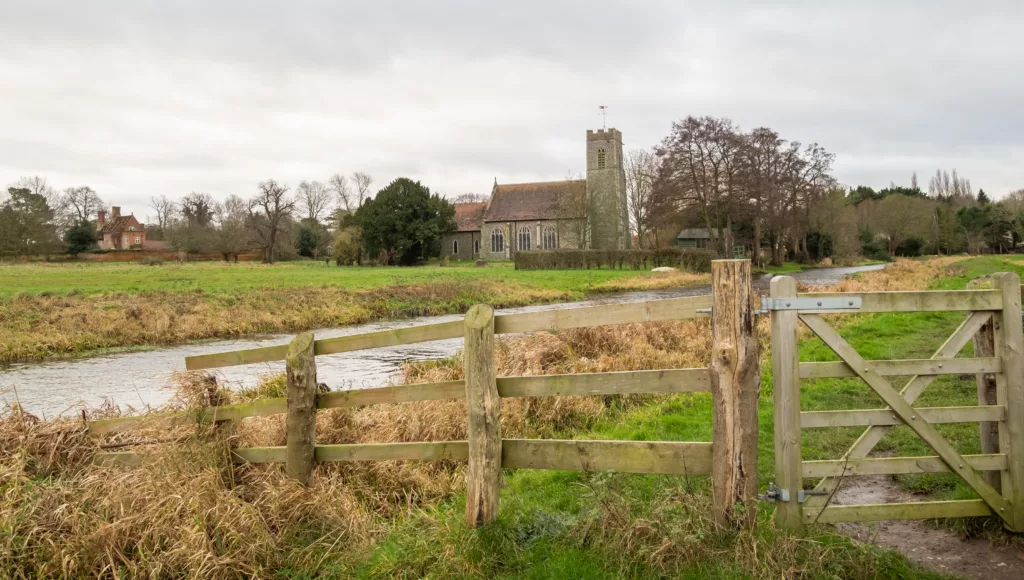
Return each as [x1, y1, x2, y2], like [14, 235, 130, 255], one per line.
[453, 202, 486, 232]
[483, 180, 585, 222]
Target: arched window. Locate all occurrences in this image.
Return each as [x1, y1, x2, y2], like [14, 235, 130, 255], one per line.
[491, 229, 504, 253]
[542, 226, 558, 249]
[518, 226, 531, 251]
[597, 148, 606, 169]
[452, 239, 459, 254]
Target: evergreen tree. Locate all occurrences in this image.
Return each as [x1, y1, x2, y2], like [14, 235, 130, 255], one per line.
[65, 222, 97, 255]
[354, 178, 455, 265]
[977, 189, 990, 205]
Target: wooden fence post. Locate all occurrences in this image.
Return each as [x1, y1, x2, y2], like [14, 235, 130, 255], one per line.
[968, 277, 1001, 492]
[770, 275, 803, 534]
[464, 304, 501, 528]
[285, 332, 317, 486]
[710, 259, 760, 528]
[995, 272, 1024, 532]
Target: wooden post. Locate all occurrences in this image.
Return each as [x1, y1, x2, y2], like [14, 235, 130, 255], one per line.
[770, 275, 803, 534]
[968, 277, 1001, 492]
[464, 304, 501, 528]
[710, 259, 760, 528]
[285, 332, 317, 486]
[994, 272, 1024, 532]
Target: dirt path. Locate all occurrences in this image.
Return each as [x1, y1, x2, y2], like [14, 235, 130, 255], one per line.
[830, 475, 1024, 579]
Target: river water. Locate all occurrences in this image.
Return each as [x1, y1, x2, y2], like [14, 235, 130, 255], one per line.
[0, 264, 883, 417]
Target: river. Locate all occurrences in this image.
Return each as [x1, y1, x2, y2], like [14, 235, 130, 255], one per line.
[0, 264, 883, 417]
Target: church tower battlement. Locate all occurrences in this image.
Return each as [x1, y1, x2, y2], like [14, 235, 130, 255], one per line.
[585, 128, 629, 249]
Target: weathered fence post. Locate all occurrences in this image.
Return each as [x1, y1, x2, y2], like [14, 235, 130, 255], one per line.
[770, 275, 803, 534]
[994, 272, 1024, 532]
[464, 304, 501, 528]
[285, 332, 317, 486]
[968, 277, 1001, 492]
[710, 259, 760, 528]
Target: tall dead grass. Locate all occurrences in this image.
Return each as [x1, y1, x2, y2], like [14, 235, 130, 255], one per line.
[0, 258, 960, 577]
[0, 280, 570, 365]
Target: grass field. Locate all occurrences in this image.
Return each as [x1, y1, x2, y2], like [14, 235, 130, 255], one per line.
[0, 261, 709, 364]
[0, 261, 655, 298]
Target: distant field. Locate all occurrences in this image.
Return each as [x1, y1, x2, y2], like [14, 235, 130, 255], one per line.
[0, 261, 653, 298]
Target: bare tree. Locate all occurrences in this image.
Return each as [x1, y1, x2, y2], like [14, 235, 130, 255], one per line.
[654, 116, 744, 257]
[352, 172, 373, 208]
[296, 180, 332, 222]
[213, 194, 250, 260]
[910, 171, 919, 190]
[329, 173, 352, 213]
[149, 194, 178, 232]
[624, 148, 657, 248]
[248, 180, 296, 264]
[451, 192, 488, 204]
[61, 186, 104, 225]
[180, 192, 215, 227]
[929, 169, 975, 208]
[873, 194, 934, 255]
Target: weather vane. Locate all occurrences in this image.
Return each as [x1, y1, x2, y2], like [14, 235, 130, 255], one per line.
[598, 105, 608, 129]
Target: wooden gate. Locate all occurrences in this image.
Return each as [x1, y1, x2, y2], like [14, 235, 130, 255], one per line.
[769, 272, 1024, 533]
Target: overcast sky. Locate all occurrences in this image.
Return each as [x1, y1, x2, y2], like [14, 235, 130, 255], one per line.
[3, 1, 1024, 214]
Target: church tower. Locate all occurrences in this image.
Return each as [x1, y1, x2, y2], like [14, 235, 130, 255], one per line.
[585, 128, 630, 249]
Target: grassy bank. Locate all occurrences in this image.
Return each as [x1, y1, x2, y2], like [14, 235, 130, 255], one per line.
[2, 257, 1019, 578]
[0, 262, 708, 365]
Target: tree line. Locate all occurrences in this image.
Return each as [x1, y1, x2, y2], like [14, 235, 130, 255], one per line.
[1, 172, 458, 266]
[621, 116, 1024, 265]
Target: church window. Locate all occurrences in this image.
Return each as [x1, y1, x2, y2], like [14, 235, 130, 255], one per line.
[542, 226, 558, 249]
[597, 148, 606, 169]
[474, 239, 480, 254]
[518, 226, 531, 251]
[491, 229, 504, 253]
[453, 239, 459, 254]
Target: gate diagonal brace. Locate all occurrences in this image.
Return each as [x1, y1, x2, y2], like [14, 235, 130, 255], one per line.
[697, 297, 862, 316]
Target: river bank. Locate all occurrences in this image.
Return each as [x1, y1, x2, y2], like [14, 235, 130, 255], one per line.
[1, 264, 880, 417]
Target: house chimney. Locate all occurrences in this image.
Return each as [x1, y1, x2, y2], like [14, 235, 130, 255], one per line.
[111, 206, 121, 218]
[97, 210, 106, 230]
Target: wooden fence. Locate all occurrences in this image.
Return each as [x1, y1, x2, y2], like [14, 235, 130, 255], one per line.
[87, 262, 1024, 534]
[91, 260, 761, 528]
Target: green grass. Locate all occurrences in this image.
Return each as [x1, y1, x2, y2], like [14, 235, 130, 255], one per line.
[0, 261, 657, 298]
[335, 255, 1024, 578]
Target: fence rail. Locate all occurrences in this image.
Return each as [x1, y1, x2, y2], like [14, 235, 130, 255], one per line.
[184, 294, 714, 370]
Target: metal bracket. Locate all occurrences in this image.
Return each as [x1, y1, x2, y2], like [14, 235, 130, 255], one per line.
[758, 483, 830, 504]
[760, 297, 862, 312]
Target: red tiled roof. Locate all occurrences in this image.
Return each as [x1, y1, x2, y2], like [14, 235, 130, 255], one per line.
[453, 202, 486, 232]
[483, 180, 585, 222]
[99, 215, 143, 234]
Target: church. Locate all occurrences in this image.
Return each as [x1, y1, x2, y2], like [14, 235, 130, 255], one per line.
[441, 128, 630, 261]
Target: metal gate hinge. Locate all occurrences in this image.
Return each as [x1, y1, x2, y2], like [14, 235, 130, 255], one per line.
[760, 297, 862, 312]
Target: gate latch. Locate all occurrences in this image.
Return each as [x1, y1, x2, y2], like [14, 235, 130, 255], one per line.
[758, 483, 831, 503]
[759, 297, 862, 312]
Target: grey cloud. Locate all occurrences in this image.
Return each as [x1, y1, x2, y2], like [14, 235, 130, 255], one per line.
[2, 0, 1024, 211]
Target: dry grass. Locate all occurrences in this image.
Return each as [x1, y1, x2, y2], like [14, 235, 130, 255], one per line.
[0, 258, 960, 578]
[0, 280, 570, 365]
[591, 270, 711, 292]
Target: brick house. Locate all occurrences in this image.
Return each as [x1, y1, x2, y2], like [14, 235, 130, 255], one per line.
[96, 206, 147, 250]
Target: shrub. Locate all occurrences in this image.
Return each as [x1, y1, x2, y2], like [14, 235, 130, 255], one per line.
[513, 249, 712, 272]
